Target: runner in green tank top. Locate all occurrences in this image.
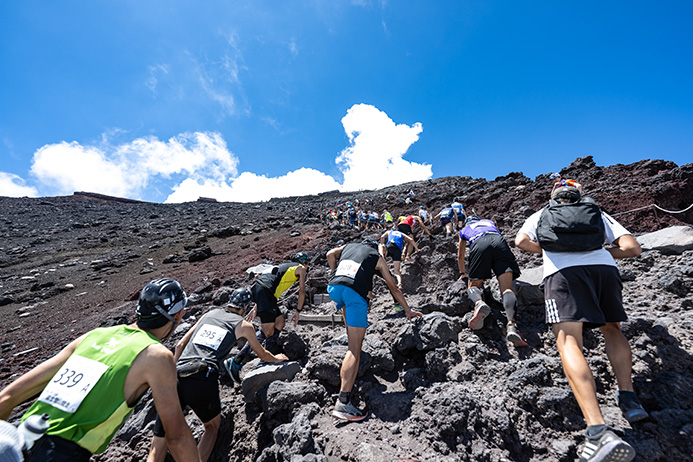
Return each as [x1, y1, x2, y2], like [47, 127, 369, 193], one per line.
[0, 279, 201, 462]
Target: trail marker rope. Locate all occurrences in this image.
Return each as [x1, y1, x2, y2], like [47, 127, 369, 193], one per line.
[611, 202, 693, 217]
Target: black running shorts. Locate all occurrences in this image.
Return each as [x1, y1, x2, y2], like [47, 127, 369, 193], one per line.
[29, 435, 92, 462]
[397, 223, 412, 235]
[386, 242, 402, 261]
[153, 371, 221, 437]
[251, 283, 282, 324]
[543, 265, 625, 328]
[468, 234, 521, 281]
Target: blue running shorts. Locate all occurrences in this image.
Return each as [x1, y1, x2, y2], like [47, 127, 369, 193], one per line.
[328, 284, 368, 328]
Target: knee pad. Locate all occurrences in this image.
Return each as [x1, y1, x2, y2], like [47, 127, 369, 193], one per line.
[503, 291, 517, 321]
[467, 286, 483, 303]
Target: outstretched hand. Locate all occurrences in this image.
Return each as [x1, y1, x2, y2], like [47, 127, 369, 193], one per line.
[275, 353, 289, 362]
[290, 310, 300, 328]
[406, 309, 423, 321]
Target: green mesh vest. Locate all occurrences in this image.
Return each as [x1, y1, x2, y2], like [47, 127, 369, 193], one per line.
[23, 325, 160, 454]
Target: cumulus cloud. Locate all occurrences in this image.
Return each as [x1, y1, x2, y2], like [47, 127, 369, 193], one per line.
[166, 168, 341, 203]
[337, 104, 431, 191]
[29, 132, 239, 199]
[19, 103, 430, 203]
[0, 172, 38, 197]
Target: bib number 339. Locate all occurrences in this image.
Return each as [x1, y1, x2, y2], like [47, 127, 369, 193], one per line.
[38, 355, 109, 413]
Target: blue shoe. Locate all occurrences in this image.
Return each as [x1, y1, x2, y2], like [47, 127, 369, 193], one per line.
[618, 390, 649, 424]
[223, 357, 242, 384]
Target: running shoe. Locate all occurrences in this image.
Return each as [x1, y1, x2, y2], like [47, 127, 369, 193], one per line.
[506, 322, 528, 347]
[223, 357, 242, 384]
[618, 390, 649, 424]
[332, 401, 367, 422]
[578, 429, 635, 462]
[468, 300, 491, 330]
[394, 304, 403, 312]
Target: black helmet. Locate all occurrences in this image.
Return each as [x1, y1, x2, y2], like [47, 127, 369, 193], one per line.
[292, 251, 309, 264]
[552, 185, 581, 203]
[136, 278, 187, 329]
[229, 287, 253, 314]
[361, 238, 380, 250]
[465, 215, 481, 226]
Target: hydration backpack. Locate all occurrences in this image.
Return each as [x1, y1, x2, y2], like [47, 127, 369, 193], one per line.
[536, 198, 606, 252]
[440, 208, 453, 219]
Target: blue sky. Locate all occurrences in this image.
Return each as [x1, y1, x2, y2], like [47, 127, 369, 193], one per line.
[1, 1, 691, 203]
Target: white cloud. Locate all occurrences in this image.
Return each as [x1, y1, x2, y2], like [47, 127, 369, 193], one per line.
[165, 168, 340, 203]
[146, 64, 169, 95]
[337, 103, 431, 191]
[288, 38, 298, 57]
[21, 104, 430, 203]
[29, 132, 239, 199]
[31, 142, 131, 197]
[0, 172, 38, 197]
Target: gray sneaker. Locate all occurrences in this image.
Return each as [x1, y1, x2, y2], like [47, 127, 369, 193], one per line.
[468, 301, 491, 330]
[332, 401, 367, 422]
[506, 322, 528, 347]
[578, 429, 635, 462]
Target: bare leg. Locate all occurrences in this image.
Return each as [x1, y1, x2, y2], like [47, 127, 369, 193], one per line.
[393, 261, 402, 287]
[600, 322, 634, 392]
[198, 414, 221, 462]
[553, 322, 605, 426]
[146, 436, 168, 462]
[340, 325, 367, 393]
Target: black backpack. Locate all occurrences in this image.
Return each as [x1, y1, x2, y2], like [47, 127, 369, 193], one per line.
[536, 197, 606, 252]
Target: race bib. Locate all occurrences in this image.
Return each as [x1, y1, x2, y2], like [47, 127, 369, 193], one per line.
[38, 355, 109, 414]
[192, 324, 227, 350]
[335, 259, 360, 278]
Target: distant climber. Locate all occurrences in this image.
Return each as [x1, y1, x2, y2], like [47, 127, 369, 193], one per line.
[397, 214, 432, 256]
[418, 205, 432, 226]
[379, 228, 419, 289]
[227, 252, 309, 378]
[451, 198, 466, 229]
[550, 172, 583, 196]
[434, 204, 458, 237]
[457, 215, 527, 347]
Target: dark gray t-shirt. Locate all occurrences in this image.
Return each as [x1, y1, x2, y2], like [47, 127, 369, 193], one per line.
[177, 309, 243, 369]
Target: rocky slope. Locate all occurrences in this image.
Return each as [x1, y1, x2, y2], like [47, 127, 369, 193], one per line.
[1, 156, 692, 461]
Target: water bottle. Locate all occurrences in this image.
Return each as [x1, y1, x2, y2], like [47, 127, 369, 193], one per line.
[17, 413, 50, 451]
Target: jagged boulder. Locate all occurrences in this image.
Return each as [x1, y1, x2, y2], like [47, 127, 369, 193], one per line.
[636, 225, 693, 255]
[305, 344, 372, 386]
[260, 380, 326, 417]
[257, 405, 327, 462]
[393, 312, 463, 354]
[241, 360, 302, 402]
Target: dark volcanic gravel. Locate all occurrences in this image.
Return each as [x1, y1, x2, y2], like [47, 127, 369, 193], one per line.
[1, 156, 692, 461]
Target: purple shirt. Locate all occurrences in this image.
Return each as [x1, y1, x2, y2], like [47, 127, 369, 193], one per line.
[459, 219, 501, 242]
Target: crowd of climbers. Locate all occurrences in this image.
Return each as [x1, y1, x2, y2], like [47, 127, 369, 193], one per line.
[0, 173, 647, 462]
